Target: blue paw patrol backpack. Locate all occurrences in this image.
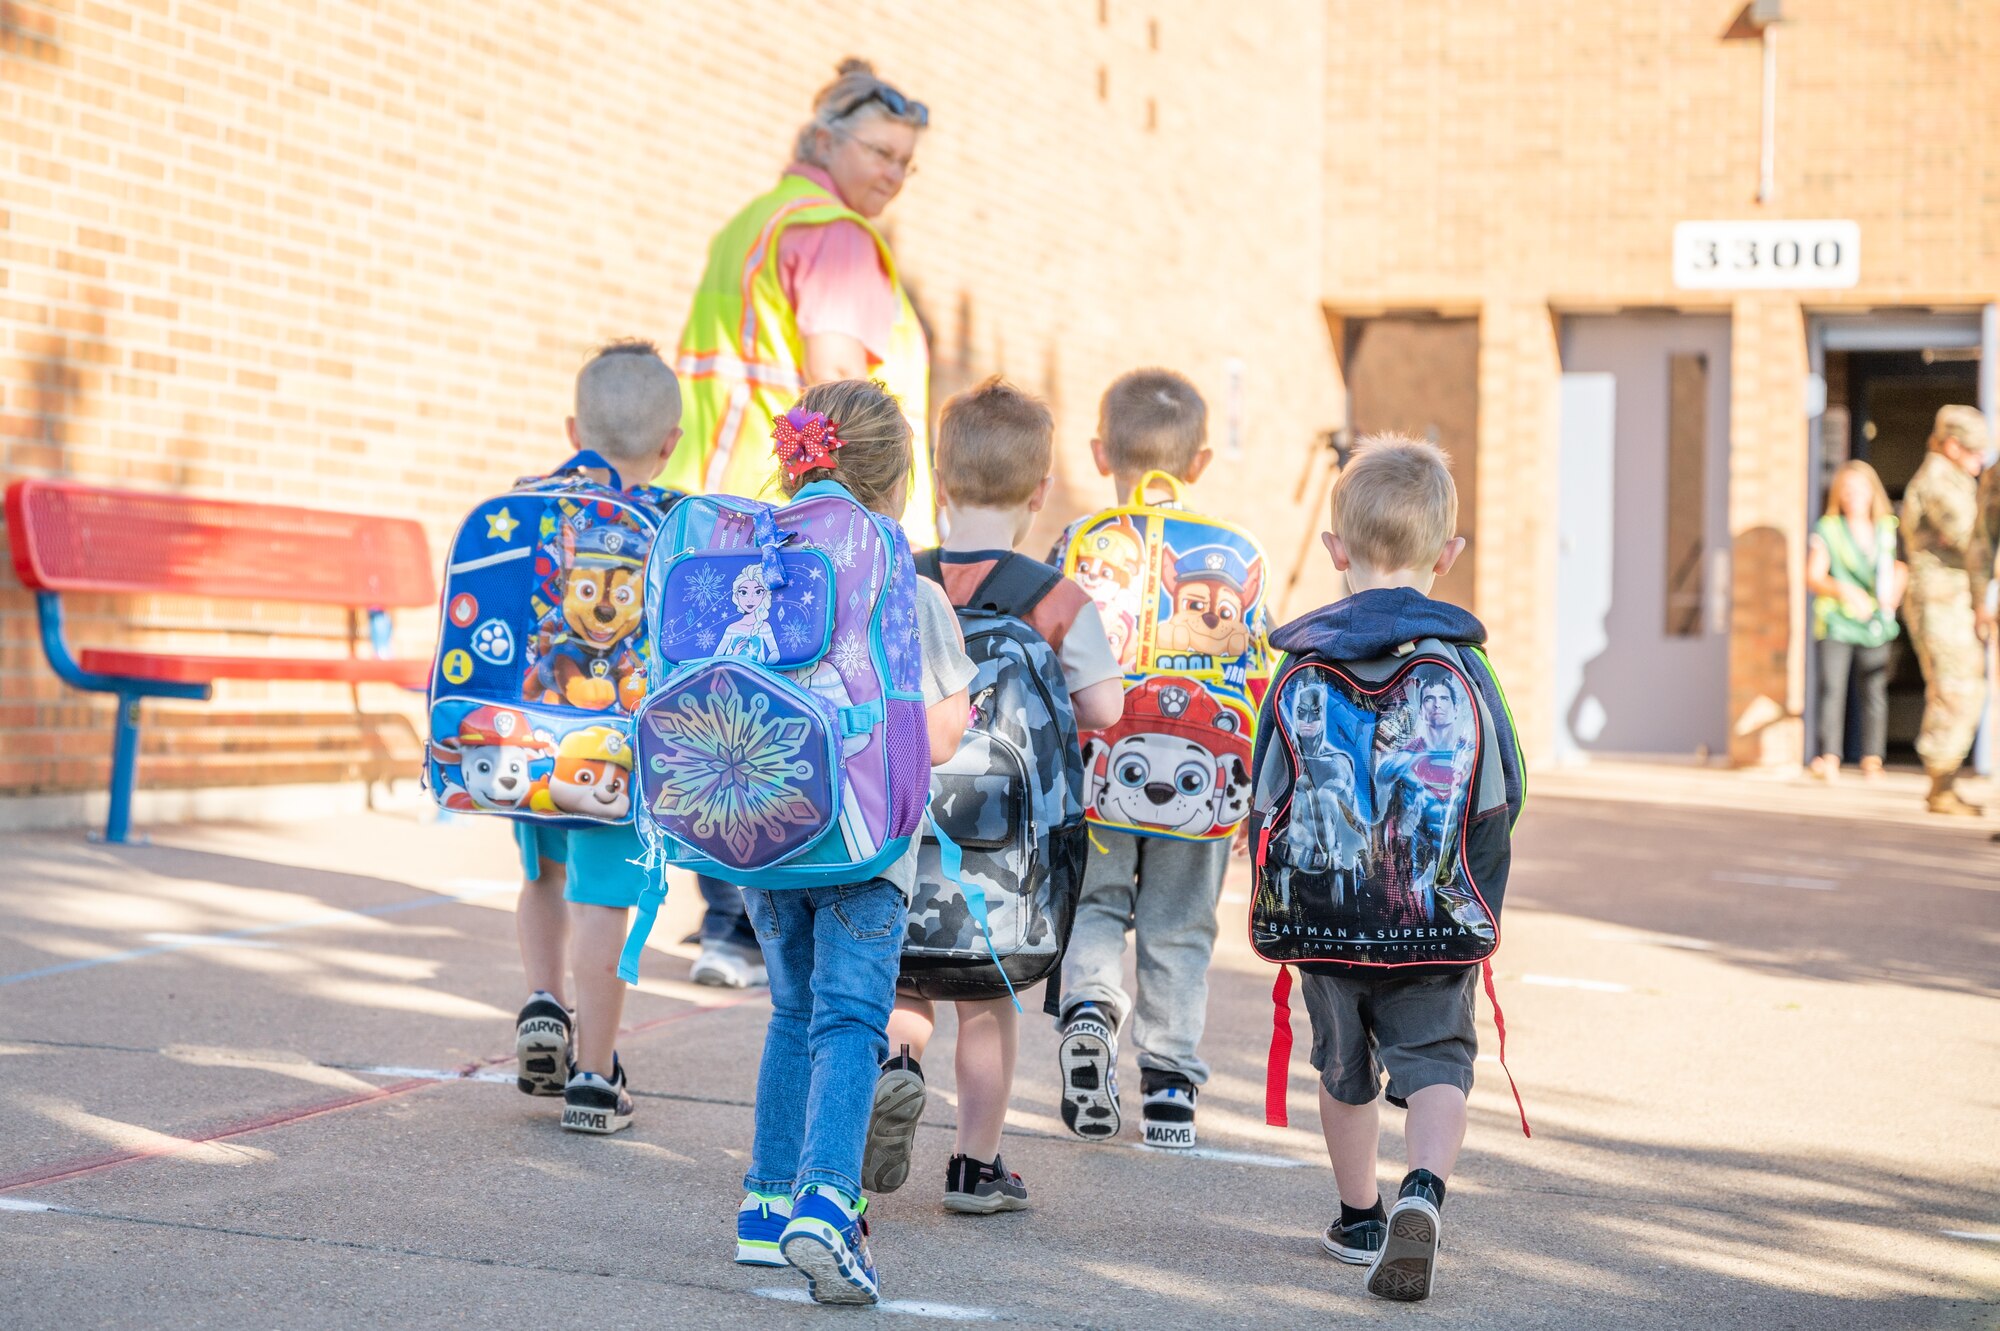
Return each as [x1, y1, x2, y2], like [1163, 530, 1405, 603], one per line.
[617, 479, 931, 980]
[899, 551, 1088, 1012]
[425, 451, 676, 827]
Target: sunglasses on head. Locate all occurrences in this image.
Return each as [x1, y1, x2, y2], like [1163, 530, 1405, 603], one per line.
[835, 84, 929, 128]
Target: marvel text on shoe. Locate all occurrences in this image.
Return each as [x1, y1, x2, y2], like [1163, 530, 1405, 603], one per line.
[560, 1065, 633, 1135]
[1140, 1072, 1197, 1149]
[1366, 1195, 1440, 1301]
[1058, 1013, 1120, 1140]
[513, 995, 572, 1097]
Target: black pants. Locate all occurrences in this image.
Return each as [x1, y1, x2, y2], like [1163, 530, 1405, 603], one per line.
[1816, 639, 1892, 762]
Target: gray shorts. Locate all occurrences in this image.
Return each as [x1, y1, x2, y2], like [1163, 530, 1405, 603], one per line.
[1300, 967, 1478, 1107]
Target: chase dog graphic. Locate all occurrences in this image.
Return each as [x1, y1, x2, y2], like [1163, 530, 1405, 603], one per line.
[1259, 662, 1493, 951]
[524, 514, 648, 711]
[1157, 542, 1262, 664]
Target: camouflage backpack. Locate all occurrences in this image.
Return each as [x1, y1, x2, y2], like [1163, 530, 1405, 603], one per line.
[901, 551, 1088, 1009]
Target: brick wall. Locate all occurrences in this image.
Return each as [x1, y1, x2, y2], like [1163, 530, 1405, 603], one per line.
[0, 0, 1341, 801]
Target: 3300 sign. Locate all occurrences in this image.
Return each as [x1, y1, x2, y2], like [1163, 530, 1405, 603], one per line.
[1672, 220, 1860, 290]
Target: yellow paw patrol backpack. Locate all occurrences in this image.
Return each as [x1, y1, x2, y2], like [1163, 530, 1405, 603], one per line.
[1058, 471, 1272, 842]
[425, 450, 676, 827]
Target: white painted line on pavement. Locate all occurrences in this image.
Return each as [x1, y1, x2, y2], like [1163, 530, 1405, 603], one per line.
[1940, 1230, 2000, 1242]
[1128, 1142, 1310, 1168]
[343, 1064, 516, 1086]
[751, 1288, 998, 1320]
[0, 881, 516, 986]
[1521, 974, 1632, 993]
[1711, 870, 1838, 891]
[141, 933, 283, 949]
[0, 1197, 56, 1212]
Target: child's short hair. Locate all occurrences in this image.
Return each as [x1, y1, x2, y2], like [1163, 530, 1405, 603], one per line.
[1331, 432, 1458, 573]
[575, 338, 682, 466]
[935, 376, 1054, 508]
[776, 378, 912, 516]
[1099, 368, 1207, 479]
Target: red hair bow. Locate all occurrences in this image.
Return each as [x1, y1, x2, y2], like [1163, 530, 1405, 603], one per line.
[772, 407, 844, 479]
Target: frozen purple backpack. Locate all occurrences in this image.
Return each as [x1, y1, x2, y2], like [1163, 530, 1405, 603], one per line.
[618, 479, 930, 978]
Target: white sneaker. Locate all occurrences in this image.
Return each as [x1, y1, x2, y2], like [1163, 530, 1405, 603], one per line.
[691, 941, 766, 988]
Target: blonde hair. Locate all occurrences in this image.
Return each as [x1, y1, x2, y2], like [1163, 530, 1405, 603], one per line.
[1929, 404, 1990, 456]
[1331, 432, 1458, 573]
[775, 379, 912, 517]
[1822, 459, 1893, 524]
[1098, 368, 1208, 481]
[574, 339, 681, 466]
[794, 58, 925, 167]
[936, 377, 1053, 509]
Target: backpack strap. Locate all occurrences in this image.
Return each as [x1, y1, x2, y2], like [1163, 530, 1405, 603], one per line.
[927, 800, 1022, 1014]
[1481, 958, 1532, 1138]
[966, 551, 1064, 620]
[913, 547, 945, 587]
[549, 449, 623, 490]
[1265, 964, 1295, 1128]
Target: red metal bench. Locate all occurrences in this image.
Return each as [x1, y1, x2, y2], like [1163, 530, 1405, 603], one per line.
[4, 479, 437, 842]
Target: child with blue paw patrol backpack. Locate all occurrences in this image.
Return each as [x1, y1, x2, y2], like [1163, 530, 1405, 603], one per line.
[499, 340, 683, 1135]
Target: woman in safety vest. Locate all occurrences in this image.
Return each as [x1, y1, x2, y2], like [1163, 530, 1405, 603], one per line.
[666, 57, 934, 542]
[670, 59, 934, 993]
[1806, 459, 1907, 781]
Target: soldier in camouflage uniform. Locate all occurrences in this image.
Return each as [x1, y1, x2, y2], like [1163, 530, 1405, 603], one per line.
[1899, 405, 1990, 816]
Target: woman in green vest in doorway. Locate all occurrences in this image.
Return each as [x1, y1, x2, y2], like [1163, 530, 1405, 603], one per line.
[667, 57, 935, 543]
[1807, 460, 1908, 780]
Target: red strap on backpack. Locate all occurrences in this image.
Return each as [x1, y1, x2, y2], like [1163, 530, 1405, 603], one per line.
[1265, 964, 1294, 1127]
[1482, 957, 1531, 1138]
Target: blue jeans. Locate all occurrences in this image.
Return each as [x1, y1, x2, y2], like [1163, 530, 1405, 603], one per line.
[739, 879, 907, 1200]
[697, 874, 759, 952]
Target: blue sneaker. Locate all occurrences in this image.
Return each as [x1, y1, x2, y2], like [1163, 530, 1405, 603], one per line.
[735, 1191, 792, 1267]
[779, 1185, 878, 1305]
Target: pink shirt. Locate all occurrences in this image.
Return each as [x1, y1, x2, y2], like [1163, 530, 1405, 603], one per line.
[777, 164, 898, 363]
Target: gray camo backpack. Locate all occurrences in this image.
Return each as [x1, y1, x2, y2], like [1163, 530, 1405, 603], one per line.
[901, 552, 1087, 1010]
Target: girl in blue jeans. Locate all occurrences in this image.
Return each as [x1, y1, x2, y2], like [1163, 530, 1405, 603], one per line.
[730, 380, 974, 1305]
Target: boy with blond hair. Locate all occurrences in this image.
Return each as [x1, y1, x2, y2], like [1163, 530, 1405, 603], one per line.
[1051, 368, 1244, 1149]
[1266, 431, 1523, 1301]
[512, 338, 683, 1136]
[860, 376, 1124, 1213]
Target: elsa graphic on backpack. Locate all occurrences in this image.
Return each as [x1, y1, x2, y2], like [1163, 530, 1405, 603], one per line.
[716, 564, 781, 663]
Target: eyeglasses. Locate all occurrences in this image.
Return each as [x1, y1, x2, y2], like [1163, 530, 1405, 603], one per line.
[835, 128, 918, 177]
[834, 84, 929, 129]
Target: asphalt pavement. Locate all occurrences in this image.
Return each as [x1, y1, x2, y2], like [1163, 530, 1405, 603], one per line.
[0, 766, 1995, 1329]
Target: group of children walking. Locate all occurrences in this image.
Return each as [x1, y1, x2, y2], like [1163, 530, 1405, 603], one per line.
[440, 339, 1521, 1308]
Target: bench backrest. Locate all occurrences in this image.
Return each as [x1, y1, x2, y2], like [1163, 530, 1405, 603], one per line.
[4, 479, 437, 608]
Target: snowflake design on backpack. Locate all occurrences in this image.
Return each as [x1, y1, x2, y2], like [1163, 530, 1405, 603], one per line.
[780, 616, 812, 654]
[823, 524, 859, 572]
[828, 630, 870, 681]
[685, 565, 727, 613]
[644, 673, 821, 863]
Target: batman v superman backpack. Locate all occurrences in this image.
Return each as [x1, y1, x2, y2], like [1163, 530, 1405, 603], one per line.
[899, 551, 1088, 1010]
[1246, 635, 1530, 1133]
[425, 450, 675, 827]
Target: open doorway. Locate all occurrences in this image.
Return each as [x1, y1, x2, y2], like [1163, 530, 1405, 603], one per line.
[1810, 314, 1986, 765]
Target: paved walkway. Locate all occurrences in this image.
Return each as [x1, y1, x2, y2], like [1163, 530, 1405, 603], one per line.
[0, 771, 1995, 1328]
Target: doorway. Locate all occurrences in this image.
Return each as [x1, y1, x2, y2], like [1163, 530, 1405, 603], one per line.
[1555, 314, 1733, 761]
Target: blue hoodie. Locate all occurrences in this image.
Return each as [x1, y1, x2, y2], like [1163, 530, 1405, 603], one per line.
[1268, 587, 1523, 818]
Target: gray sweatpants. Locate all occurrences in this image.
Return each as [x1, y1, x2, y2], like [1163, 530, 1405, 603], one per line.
[1058, 828, 1232, 1084]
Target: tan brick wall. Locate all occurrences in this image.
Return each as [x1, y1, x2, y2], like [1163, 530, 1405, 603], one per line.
[1323, 0, 2000, 764]
[0, 0, 1340, 799]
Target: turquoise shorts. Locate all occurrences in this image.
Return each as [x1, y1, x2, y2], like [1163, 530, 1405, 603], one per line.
[513, 821, 652, 909]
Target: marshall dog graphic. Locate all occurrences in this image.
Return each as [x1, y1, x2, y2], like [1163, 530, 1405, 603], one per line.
[1157, 542, 1261, 664]
[429, 705, 550, 812]
[1083, 676, 1252, 838]
[525, 520, 647, 712]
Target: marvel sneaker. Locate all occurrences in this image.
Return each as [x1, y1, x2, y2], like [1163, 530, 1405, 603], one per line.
[514, 991, 572, 1097]
[1057, 1003, 1120, 1140]
[1367, 1169, 1445, 1302]
[735, 1190, 793, 1267]
[942, 1153, 1029, 1215]
[1322, 1202, 1388, 1265]
[690, 939, 767, 988]
[560, 1056, 633, 1135]
[861, 1047, 926, 1193]
[1140, 1068, 1197, 1149]
[780, 1185, 879, 1305]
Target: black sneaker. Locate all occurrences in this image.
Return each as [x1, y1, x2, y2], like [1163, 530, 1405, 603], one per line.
[942, 1153, 1028, 1215]
[1140, 1068, 1197, 1149]
[860, 1047, 926, 1193]
[514, 991, 572, 1097]
[560, 1055, 633, 1135]
[1367, 1170, 1445, 1301]
[1057, 1003, 1120, 1140]
[1322, 1202, 1387, 1265]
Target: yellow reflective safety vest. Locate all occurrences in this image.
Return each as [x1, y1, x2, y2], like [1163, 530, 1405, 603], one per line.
[670, 172, 934, 544]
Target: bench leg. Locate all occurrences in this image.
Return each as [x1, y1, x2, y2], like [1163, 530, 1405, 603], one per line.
[104, 693, 142, 845]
